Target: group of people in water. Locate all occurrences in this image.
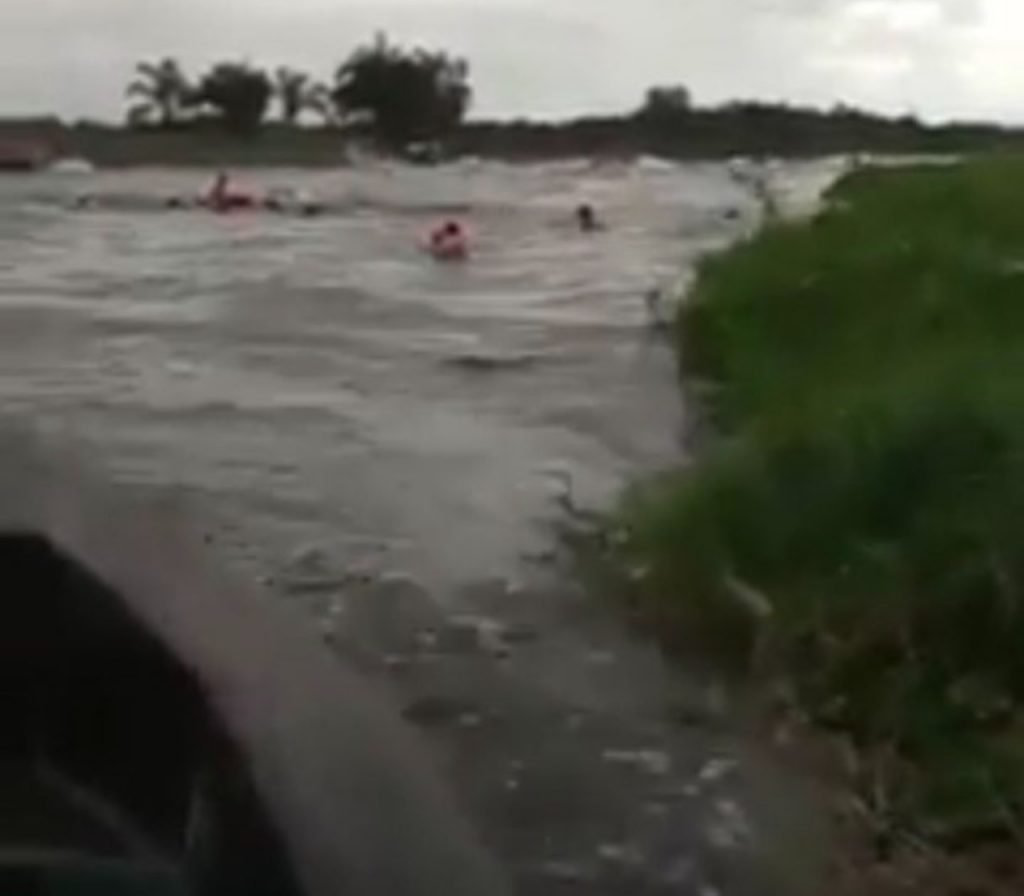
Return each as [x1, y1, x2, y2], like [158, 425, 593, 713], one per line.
[424, 203, 603, 262]
[181, 171, 324, 217]
[76, 171, 607, 262]
[201, 174, 605, 260]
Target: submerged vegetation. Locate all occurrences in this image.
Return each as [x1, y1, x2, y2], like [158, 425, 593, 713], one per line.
[613, 156, 1024, 848]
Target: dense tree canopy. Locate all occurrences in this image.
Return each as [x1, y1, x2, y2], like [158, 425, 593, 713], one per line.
[331, 34, 471, 146]
[638, 85, 692, 121]
[197, 63, 273, 133]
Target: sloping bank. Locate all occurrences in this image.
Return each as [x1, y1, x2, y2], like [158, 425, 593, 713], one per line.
[610, 156, 1024, 853]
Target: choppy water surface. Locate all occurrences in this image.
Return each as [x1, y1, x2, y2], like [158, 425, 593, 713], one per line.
[0, 159, 838, 589]
[0, 159, 854, 895]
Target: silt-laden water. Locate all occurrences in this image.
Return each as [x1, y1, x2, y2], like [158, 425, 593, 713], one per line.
[0, 157, 844, 895]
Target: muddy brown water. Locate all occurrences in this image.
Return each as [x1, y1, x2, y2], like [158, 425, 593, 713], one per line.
[0, 158, 845, 895]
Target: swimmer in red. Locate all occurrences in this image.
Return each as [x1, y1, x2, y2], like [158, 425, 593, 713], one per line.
[430, 220, 461, 245]
[204, 171, 256, 212]
[427, 220, 469, 260]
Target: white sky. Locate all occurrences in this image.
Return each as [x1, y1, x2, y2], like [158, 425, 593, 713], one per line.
[1, 0, 1022, 123]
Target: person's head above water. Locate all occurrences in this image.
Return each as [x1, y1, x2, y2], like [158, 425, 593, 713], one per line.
[426, 220, 469, 258]
[207, 172, 228, 200]
[431, 220, 462, 242]
[576, 204, 598, 231]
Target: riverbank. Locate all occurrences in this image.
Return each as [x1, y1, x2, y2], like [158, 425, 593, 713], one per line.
[608, 155, 1024, 889]
[67, 123, 351, 167]
[5, 111, 1024, 168]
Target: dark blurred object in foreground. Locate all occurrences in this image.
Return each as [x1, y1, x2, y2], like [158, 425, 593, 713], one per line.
[0, 431, 507, 896]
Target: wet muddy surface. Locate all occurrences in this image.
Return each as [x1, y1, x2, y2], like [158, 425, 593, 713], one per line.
[0, 158, 844, 893]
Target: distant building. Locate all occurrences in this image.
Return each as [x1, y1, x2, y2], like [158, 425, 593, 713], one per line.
[0, 117, 64, 170]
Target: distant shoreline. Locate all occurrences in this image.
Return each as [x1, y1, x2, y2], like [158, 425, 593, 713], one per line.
[6, 113, 1024, 169]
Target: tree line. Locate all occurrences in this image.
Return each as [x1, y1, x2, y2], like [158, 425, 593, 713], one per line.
[125, 35, 1023, 160]
[126, 33, 471, 146]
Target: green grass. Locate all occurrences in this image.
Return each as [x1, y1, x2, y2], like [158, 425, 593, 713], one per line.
[616, 155, 1024, 843]
[68, 124, 351, 167]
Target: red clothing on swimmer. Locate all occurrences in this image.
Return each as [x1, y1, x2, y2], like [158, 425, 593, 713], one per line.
[427, 220, 469, 260]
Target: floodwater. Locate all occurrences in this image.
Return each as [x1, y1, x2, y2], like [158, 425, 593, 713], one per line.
[0, 158, 837, 590]
[0, 158, 846, 895]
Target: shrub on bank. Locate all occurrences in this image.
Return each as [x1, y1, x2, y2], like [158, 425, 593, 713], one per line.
[618, 156, 1024, 841]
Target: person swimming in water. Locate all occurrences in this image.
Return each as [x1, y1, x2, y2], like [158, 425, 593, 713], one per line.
[207, 171, 230, 210]
[203, 171, 258, 212]
[427, 220, 469, 260]
[431, 220, 461, 243]
[576, 204, 603, 232]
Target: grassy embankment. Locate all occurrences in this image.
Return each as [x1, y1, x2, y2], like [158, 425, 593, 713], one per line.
[69, 124, 350, 167]
[613, 156, 1024, 846]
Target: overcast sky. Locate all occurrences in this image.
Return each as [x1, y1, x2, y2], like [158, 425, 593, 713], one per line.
[1, 0, 1021, 123]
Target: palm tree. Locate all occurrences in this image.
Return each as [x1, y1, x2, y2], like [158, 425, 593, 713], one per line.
[126, 58, 193, 128]
[273, 67, 335, 126]
[273, 67, 309, 125]
[306, 82, 338, 126]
